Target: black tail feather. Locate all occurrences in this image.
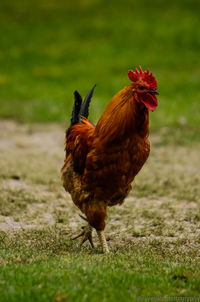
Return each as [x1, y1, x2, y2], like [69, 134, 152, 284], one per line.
[79, 85, 96, 119]
[70, 91, 82, 126]
[70, 85, 96, 128]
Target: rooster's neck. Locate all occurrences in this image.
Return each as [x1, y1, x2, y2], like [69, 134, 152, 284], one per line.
[95, 85, 149, 145]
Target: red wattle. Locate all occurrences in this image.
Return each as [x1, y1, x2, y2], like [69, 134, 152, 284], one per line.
[141, 94, 158, 111]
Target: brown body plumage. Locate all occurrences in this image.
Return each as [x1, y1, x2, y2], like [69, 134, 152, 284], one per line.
[61, 67, 158, 252]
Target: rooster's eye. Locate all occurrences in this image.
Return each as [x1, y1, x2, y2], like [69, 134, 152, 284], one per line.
[139, 86, 145, 90]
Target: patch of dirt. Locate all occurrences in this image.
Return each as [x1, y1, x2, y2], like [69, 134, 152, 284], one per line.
[0, 120, 200, 251]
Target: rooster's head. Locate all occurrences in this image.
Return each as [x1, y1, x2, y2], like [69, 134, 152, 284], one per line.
[128, 66, 158, 111]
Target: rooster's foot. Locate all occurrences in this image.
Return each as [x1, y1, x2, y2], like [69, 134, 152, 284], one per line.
[71, 224, 94, 248]
[97, 230, 109, 253]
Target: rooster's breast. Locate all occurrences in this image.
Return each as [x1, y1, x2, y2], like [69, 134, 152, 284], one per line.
[82, 136, 150, 203]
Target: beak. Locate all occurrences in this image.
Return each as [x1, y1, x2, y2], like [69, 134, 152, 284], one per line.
[151, 90, 159, 95]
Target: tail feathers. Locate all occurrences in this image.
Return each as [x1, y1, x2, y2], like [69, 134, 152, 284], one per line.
[70, 85, 96, 127]
[70, 91, 82, 126]
[79, 85, 96, 120]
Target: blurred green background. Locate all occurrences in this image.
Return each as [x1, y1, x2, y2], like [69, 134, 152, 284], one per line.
[0, 0, 199, 135]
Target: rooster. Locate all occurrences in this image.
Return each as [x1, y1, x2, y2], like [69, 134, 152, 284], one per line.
[61, 67, 158, 253]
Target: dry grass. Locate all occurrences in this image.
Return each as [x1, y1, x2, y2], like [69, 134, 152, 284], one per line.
[0, 120, 200, 300]
[0, 120, 199, 255]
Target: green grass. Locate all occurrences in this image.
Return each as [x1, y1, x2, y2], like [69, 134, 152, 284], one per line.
[0, 0, 200, 135]
[0, 229, 200, 302]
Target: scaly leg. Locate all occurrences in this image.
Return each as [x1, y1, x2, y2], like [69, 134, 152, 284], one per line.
[97, 230, 109, 253]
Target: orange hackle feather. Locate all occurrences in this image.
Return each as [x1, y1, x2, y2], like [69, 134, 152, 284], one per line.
[64, 117, 94, 173]
[94, 85, 149, 145]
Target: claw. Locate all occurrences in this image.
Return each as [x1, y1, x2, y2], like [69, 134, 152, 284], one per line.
[79, 214, 88, 221]
[71, 224, 94, 249]
[71, 231, 85, 240]
[87, 233, 95, 248]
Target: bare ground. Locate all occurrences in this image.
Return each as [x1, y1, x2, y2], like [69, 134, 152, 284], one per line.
[0, 120, 200, 253]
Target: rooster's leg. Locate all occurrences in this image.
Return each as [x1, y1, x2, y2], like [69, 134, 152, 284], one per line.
[97, 231, 109, 253]
[71, 224, 94, 248]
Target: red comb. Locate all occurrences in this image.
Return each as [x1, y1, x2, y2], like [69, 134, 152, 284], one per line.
[128, 66, 157, 90]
